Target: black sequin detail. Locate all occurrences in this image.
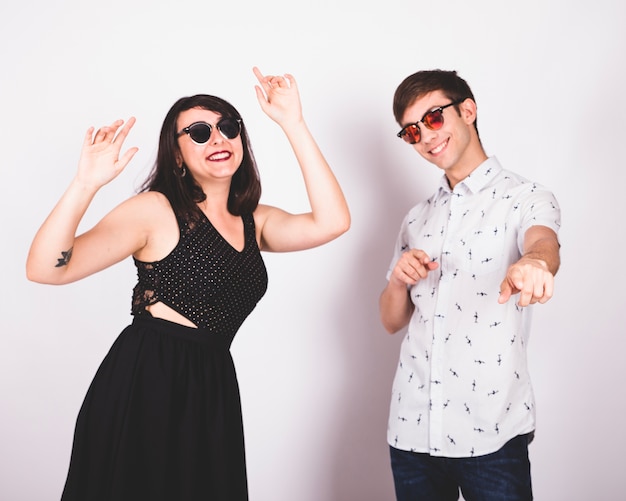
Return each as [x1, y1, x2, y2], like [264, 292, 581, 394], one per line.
[132, 211, 268, 339]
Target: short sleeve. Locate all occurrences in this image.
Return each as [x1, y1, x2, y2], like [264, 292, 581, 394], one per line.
[385, 213, 411, 281]
[516, 183, 561, 252]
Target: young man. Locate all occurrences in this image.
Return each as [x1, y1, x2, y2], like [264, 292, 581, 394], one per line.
[380, 70, 561, 501]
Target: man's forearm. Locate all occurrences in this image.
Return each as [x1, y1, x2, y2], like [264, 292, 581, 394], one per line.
[522, 226, 561, 276]
[379, 281, 414, 334]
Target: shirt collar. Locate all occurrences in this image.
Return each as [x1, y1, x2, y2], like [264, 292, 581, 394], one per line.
[437, 156, 503, 197]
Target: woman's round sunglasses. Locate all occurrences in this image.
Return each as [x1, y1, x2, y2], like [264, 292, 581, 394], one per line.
[397, 100, 462, 144]
[177, 118, 242, 145]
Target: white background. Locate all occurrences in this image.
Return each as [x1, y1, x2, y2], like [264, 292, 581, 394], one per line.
[1, 1, 625, 499]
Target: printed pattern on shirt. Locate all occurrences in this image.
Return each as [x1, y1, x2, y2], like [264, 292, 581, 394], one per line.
[386, 157, 561, 458]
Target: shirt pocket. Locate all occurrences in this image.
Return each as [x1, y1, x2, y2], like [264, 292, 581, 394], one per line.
[454, 224, 506, 276]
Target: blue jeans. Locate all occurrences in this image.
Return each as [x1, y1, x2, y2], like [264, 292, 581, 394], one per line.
[390, 434, 533, 501]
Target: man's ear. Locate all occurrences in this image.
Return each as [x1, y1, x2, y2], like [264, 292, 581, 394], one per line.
[459, 98, 478, 125]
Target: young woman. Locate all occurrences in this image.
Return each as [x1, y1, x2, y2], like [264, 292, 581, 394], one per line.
[26, 67, 350, 501]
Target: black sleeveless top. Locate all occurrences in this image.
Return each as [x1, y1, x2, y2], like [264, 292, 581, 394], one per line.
[131, 210, 268, 338]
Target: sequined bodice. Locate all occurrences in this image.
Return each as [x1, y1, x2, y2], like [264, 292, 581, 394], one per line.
[132, 211, 268, 338]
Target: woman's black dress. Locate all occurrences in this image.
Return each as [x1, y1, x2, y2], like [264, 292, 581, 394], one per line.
[60, 211, 268, 501]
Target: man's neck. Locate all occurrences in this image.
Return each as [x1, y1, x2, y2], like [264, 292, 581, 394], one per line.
[446, 149, 488, 189]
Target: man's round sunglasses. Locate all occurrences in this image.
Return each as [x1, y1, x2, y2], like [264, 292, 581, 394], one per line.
[177, 118, 242, 145]
[397, 100, 463, 145]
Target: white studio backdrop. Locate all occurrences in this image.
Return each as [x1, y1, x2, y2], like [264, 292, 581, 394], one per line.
[1, 1, 625, 499]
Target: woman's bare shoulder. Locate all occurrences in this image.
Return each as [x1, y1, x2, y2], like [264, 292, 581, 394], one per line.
[128, 191, 179, 261]
[253, 203, 282, 223]
[112, 190, 172, 221]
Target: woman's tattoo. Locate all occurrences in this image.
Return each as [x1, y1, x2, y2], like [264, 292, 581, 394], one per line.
[55, 247, 73, 267]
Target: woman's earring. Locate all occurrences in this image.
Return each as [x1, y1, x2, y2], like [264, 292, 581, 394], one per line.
[176, 156, 186, 178]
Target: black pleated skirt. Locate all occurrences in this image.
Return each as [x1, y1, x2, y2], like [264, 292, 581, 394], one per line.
[60, 315, 248, 501]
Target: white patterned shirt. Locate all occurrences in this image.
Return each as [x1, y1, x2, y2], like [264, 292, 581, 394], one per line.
[386, 157, 561, 458]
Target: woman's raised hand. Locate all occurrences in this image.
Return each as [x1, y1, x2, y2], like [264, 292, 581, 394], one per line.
[77, 117, 138, 190]
[253, 67, 303, 129]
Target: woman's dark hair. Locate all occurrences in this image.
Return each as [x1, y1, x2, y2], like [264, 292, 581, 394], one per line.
[393, 69, 480, 139]
[140, 95, 261, 220]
